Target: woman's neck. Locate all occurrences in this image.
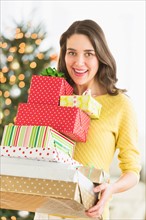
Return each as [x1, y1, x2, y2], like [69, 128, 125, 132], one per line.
[73, 80, 107, 97]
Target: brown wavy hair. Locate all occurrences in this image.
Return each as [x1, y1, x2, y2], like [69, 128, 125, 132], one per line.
[57, 19, 126, 95]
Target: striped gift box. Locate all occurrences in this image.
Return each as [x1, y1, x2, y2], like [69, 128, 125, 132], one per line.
[1, 125, 75, 157]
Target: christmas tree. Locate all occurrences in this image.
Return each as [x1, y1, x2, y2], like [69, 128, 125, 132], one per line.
[0, 20, 57, 219]
[0, 21, 57, 142]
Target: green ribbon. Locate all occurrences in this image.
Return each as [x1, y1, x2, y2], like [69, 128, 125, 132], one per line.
[40, 67, 65, 78]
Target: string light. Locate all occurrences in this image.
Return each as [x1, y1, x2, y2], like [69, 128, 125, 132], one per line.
[1, 42, 8, 48]
[7, 55, 14, 62]
[18, 74, 25, 80]
[9, 47, 17, 53]
[30, 61, 37, 68]
[19, 81, 25, 88]
[4, 109, 10, 116]
[37, 53, 44, 59]
[2, 66, 9, 73]
[10, 60, 20, 70]
[19, 42, 26, 48]
[18, 48, 25, 54]
[5, 98, 12, 105]
[1, 76, 6, 83]
[10, 75, 16, 83]
[15, 32, 24, 39]
[35, 39, 41, 45]
[31, 33, 37, 39]
[4, 91, 10, 98]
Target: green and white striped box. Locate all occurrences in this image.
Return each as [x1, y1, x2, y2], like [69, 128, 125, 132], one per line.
[1, 125, 75, 157]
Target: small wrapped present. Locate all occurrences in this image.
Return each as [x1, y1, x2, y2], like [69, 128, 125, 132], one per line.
[0, 146, 80, 165]
[15, 104, 90, 142]
[1, 125, 75, 157]
[28, 74, 73, 105]
[0, 157, 108, 218]
[60, 89, 102, 118]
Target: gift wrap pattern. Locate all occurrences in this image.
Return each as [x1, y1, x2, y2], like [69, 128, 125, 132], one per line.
[28, 75, 73, 105]
[1, 125, 75, 157]
[0, 175, 96, 217]
[0, 146, 80, 166]
[60, 95, 102, 119]
[15, 104, 90, 142]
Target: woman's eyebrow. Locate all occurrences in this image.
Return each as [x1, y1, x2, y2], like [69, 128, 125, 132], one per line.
[66, 48, 76, 51]
[66, 48, 95, 52]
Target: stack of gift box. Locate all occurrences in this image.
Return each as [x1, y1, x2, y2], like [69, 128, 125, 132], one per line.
[0, 67, 106, 218]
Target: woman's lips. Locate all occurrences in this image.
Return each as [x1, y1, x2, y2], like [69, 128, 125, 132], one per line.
[73, 68, 88, 76]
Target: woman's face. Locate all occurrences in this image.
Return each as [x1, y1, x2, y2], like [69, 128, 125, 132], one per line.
[65, 34, 99, 86]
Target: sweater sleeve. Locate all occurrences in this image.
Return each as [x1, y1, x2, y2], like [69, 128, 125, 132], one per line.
[115, 96, 142, 178]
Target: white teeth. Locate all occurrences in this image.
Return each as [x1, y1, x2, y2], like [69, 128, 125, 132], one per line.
[74, 69, 87, 73]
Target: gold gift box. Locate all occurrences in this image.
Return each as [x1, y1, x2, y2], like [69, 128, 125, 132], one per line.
[0, 175, 95, 218]
[0, 157, 109, 218]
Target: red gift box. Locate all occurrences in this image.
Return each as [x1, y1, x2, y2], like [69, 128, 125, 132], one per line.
[28, 75, 73, 105]
[15, 104, 90, 142]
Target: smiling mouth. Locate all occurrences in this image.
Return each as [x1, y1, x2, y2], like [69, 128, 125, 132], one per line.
[73, 68, 88, 76]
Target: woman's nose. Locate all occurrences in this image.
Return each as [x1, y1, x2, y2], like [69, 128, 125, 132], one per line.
[75, 55, 85, 66]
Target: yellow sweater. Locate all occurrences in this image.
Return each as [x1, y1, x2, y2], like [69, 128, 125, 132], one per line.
[74, 93, 141, 219]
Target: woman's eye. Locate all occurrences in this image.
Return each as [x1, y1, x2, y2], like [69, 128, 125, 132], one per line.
[85, 53, 94, 57]
[68, 51, 76, 56]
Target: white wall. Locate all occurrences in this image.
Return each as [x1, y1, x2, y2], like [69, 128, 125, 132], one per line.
[1, 0, 145, 162]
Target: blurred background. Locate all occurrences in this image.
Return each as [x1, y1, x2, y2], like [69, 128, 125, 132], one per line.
[0, 1, 145, 219]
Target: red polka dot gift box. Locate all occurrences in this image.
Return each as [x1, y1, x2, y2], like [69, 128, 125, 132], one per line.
[27, 75, 73, 105]
[15, 103, 90, 142]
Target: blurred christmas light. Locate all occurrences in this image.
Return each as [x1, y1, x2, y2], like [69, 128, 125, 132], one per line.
[37, 53, 44, 59]
[19, 42, 26, 48]
[10, 75, 16, 83]
[1, 216, 7, 220]
[10, 60, 20, 70]
[35, 39, 41, 45]
[4, 91, 10, 97]
[2, 42, 8, 48]
[18, 73, 25, 80]
[11, 216, 16, 220]
[25, 45, 33, 53]
[19, 81, 25, 88]
[9, 47, 17, 53]
[50, 54, 58, 61]
[30, 61, 37, 68]
[4, 109, 10, 116]
[18, 210, 29, 218]
[10, 85, 21, 98]
[18, 48, 25, 54]
[2, 66, 9, 73]
[5, 98, 12, 105]
[1, 76, 6, 83]
[31, 33, 37, 39]
[15, 32, 24, 39]
[7, 55, 14, 62]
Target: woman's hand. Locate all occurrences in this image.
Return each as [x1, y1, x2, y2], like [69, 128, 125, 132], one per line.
[85, 182, 114, 218]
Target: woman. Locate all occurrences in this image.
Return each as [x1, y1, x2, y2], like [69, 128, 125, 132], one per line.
[34, 19, 141, 220]
[57, 19, 141, 219]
